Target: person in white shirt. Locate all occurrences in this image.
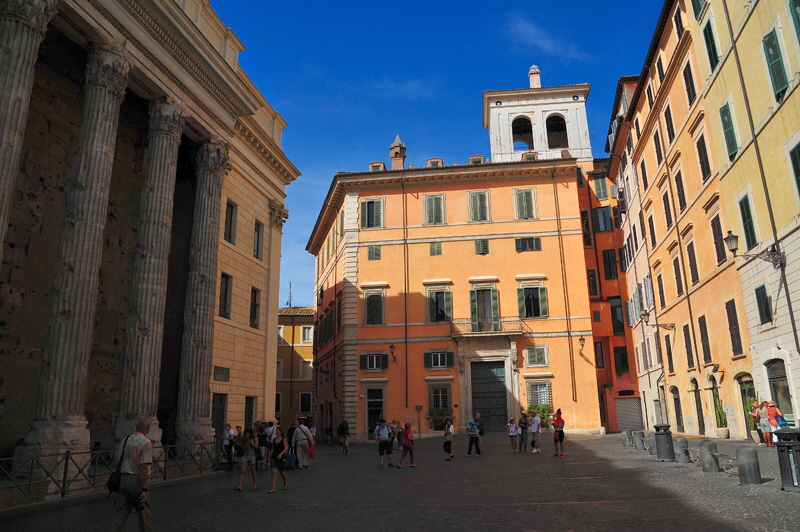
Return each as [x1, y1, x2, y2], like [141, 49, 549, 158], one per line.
[292, 420, 313, 469]
[373, 419, 393, 467]
[223, 423, 235, 470]
[530, 411, 542, 453]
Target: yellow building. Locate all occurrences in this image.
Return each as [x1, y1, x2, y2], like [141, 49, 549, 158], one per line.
[276, 307, 315, 426]
[700, 0, 800, 427]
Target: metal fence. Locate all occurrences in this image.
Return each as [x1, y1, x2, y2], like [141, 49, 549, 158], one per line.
[0, 440, 228, 509]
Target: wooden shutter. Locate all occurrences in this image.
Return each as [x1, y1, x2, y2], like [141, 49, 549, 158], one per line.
[470, 192, 479, 221]
[725, 299, 743, 355]
[470, 290, 479, 330]
[763, 30, 789, 96]
[381, 354, 389, 369]
[665, 334, 674, 373]
[425, 195, 434, 224]
[373, 200, 382, 227]
[703, 22, 719, 70]
[490, 289, 500, 330]
[719, 104, 737, 158]
[739, 196, 757, 250]
[533, 237, 542, 251]
[755, 285, 772, 324]
[538, 287, 549, 317]
[517, 288, 527, 318]
[711, 215, 725, 263]
[360, 200, 367, 228]
[479, 192, 488, 221]
[446, 352, 455, 367]
[791, 144, 800, 194]
[443, 291, 452, 321]
[515, 238, 523, 252]
[424, 352, 432, 368]
[698, 315, 712, 364]
[683, 324, 694, 368]
[360, 355, 368, 370]
[687, 243, 699, 284]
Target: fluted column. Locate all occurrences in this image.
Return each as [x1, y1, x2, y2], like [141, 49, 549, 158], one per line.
[0, 0, 58, 264]
[175, 139, 230, 445]
[22, 44, 129, 458]
[115, 99, 185, 444]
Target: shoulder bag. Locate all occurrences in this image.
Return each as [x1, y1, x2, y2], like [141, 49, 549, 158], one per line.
[106, 435, 130, 495]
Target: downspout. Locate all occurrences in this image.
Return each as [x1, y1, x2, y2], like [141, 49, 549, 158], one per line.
[401, 173, 409, 408]
[553, 162, 577, 402]
[262, 208, 276, 419]
[289, 315, 295, 408]
[721, 0, 800, 354]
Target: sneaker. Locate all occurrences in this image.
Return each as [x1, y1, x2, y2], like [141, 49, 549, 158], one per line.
[551, 454, 558, 457]
[531, 450, 536, 453]
[465, 453, 471, 457]
[559, 454, 564, 458]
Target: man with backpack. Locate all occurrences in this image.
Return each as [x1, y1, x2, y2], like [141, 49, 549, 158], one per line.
[374, 419, 393, 468]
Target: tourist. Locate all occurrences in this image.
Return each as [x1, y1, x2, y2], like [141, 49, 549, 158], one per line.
[396, 422, 416, 468]
[552, 409, 565, 457]
[222, 422, 235, 471]
[766, 401, 785, 446]
[234, 427, 258, 491]
[506, 417, 518, 452]
[752, 401, 770, 446]
[474, 413, 484, 453]
[518, 412, 530, 453]
[530, 410, 542, 453]
[292, 419, 313, 469]
[465, 417, 481, 456]
[112, 415, 154, 532]
[443, 418, 455, 461]
[269, 427, 289, 492]
[257, 422, 270, 470]
[374, 419, 393, 467]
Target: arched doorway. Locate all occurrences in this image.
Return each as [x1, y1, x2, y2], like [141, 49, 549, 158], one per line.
[545, 115, 568, 149]
[737, 374, 757, 439]
[670, 386, 684, 433]
[512, 116, 534, 151]
[767, 359, 795, 426]
[691, 379, 705, 435]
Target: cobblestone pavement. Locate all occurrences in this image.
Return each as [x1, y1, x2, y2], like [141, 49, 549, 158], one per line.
[1, 433, 798, 531]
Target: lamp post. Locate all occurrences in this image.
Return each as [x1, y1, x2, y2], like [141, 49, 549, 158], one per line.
[579, 336, 585, 354]
[389, 343, 396, 361]
[641, 310, 675, 331]
[723, 231, 786, 269]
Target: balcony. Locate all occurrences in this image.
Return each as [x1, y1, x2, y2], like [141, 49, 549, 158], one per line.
[450, 317, 530, 336]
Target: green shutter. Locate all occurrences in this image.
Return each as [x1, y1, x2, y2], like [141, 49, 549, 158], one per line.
[490, 289, 500, 331]
[691, 0, 704, 19]
[374, 246, 381, 260]
[434, 195, 443, 223]
[470, 192, 479, 221]
[739, 196, 757, 250]
[518, 288, 526, 318]
[373, 200, 382, 227]
[703, 22, 719, 71]
[381, 354, 389, 369]
[360, 201, 367, 228]
[470, 290, 479, 330]
[538, 287, 549, 317]
[424, 352, 432, 368]
[595, 177, 608, 200]
[446, 352, 455, 367]
[525, 190, 534, 219]
[479, 192, 488, 220]
[516, 190, 533, 219]
[791, 143, 800, 196]
[763, 30, 789, 97]
[444, 291, 452, 321]
[719, 103, 737, 158]
[360, 355, 367, 370]
[515, 238, 522, 252]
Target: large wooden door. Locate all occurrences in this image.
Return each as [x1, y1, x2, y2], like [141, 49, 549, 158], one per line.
[470, 361, 507, 432]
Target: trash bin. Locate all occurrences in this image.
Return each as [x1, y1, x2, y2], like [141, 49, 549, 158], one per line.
[775, 427, 800, 492]
[653, 423, 675, 462]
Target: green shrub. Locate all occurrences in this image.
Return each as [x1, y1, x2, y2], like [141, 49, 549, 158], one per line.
[527, 404, 553, 428]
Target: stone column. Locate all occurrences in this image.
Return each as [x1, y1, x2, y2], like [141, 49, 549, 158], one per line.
[21, 43, 129, 458]
[115, 99, 185, 444]
[0, 0, 58, 264]
[175, 139, 230, 446]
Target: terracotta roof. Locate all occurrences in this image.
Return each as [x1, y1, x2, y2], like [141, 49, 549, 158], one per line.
[278, 307, 315, 316]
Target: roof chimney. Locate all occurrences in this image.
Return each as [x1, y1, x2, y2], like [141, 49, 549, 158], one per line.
[390, 135, 406, 170]
[529, 65, 541, 88]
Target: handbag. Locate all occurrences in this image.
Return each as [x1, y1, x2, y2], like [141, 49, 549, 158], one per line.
[106, 435, 130, 495]
[775, 414, 789, 427]
[285, 449, 297, 469]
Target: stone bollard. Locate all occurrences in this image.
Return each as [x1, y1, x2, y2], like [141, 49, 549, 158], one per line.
[633, 431, 646, 451]
[622, 429, 632, 447]
[736, 446, 762, 485]
[673, 436, 689, 463]
[699, 440, 721, 473]
[647, 433, 658, 455]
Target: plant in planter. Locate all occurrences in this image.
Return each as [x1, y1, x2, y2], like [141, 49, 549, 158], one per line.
[427, 408, 453, 431]
[528, 404, 553, 428]
[714, 396, 729, 438]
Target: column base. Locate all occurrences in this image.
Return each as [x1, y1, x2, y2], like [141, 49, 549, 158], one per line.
[175, 417, 213, 447]
[13, 418, 91, 478]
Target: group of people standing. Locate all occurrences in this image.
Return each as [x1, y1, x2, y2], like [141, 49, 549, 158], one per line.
[750, 400, 787, 447]
[503, 409, 563, 457]
[373, 419, 417, 468]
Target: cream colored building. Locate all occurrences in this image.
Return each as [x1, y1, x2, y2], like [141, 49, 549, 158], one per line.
[276, 307, 315, 426]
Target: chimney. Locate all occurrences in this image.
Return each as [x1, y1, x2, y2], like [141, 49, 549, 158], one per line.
[529, 64, 541, 88]
[390, 135, 406, 170]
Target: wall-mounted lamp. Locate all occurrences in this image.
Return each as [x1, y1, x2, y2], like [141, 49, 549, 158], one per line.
[640, 310, 675, 330]
[579, 336, 586, 348]
[724, 231, 785, 269]
[711, 363, 725, 383]
[389, 343, 396, 361]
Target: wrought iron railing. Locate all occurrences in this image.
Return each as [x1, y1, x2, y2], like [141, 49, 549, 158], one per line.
[0, 440, 228, 508]
[450, 317, 529, 335]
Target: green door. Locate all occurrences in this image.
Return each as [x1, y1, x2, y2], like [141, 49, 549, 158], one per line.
[470, 361, 507, 432]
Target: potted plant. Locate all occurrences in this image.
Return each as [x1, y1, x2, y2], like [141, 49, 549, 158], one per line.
[714, 400, 729, 439]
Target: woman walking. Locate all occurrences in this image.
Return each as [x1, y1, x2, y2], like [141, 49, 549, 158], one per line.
[751, 401, 771, 446]
[552, 409, 565, 457]
[766, 401, 785, 447]
[443, 419, 455, 461]
[506, 418, 518, 452]
[396, 423, 416, 468]
[518, 413, 530, 453]
[234, 427, 259, 491]
[269, 427, 289, 492]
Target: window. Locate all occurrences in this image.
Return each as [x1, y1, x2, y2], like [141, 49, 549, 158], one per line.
[698, 315, 712, 364]
[663, 192, 673, 228]
[300, 360, 312, 380]
[703, 21, 720, 71]
[614, 346, 629, 373]
[253, 221, 263, 259]
[429, 384, 452, 411]
[527, 380, 553, 409]
[577, 167, 585, 187]
[755, 285, 773, 324]
[674, 8, 684, 37]
[635, 118, 641, 139]
[360, 198, 383, 228]
[695, 135, 712, 181]
[428, 290, 452, 322]
[710, 215, 726, 264]
[763, 29, 789, 100]
[673, 257, 684, 296]
[512, 117, 534, 150]
[657, 57, 666, 82]
[657, 274, 666, 309]
[687, 242, 699, 284]
[339, 210, 345, 236]
[471, 289, 500, 331]
[610, 297, 625, 336]
[301, 326, 313, 343]
[337, 299, 343, 330]
[791, 141, 800, 199]
[646, 85, 654, 107]
[674, 172, 686, 211]
[587, 269, 598, 296]
[683, 64, 696, 105]
[475, 239, 490, 255]
[593, 310, 602, 322]
[518, 287, 549, 318]
[719, 104, 737, 160]
[213, 366, 230, 382]
[793, 0, 800, 44]
[654, 131, 663, 165]
[360, 353, 389, 370]
[515, 237, 541, 252]
[691, 0, 705, 19]
[683, 324, 695, 368]
[277, 326, 284, 344]
[299, 392, 312, 413]
[370, 164, 383, 172]
[648, 215, 657, 247]
[594, 342, 605, 368]
[469, 191, 489, 222]
[664, 106, 675, 143]
[219, 273, 232, 319]
[602, 249, 618, 280]
[515, 189, 537, 219]
[664, 334, 675, 373]
[592, 206, 613, 233]
[640, 161, 651, 192]
[546, 115, 568, 149]
[364, 293, 383, 325]
[275, 392, 281, 413]
[368, 245, 381, 261]
[581, 211, 593, 245]
[425, 194, 444, 225]
[430, 242, 442, 256]
[249, 287, 261, 328]
[738, 195, 757, 250]
[594, 176, 608, 201]
[526, 346, 548, 367]
[224, 201, 237, 243]
[424, 351, 454, 368]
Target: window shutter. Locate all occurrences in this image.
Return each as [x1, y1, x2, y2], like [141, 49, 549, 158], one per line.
[791, 144, 800, 195]
[470, 290, 479, 329]
[684, 324, 694, 368]
[425, 196, 434, 224]
[480, 193, 488, 221]
[490, 289, 500, 330]
[381, 354, 389, 369]
[515, 238, 523, 252]
[533, 237, 541, 251]
[739, 196, 757, 250]
[517, 288, 526, 317]
[374, 295, 383, 324]
[339, 210, 345, 236]
[719, 104, 737, 158]
[360, 355, 367, 370]
[644, 275, 654, 307]
[360, 201, 367, 228]
[373, 200, 382, 227]
[725, 299, 743, 355]
[470, 192, 479, 221]
[538, 287, 549, 317]
[434, 195, 442, 223]
[424, 352, 432, 368]
[525, 189, 534, 218]
[444, 291, 452, 321]
[591, 208, 600, 234]
[624, 301, 632, 326]
[703, 22, 719, 70]
[446, 352, 455, 367]
[763, 30, 789, 96]
[515, 190, 524, 219]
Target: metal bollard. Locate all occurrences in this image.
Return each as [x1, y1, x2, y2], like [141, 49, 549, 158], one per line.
[653, 423, 675, 462]
[647, 432, 658, 455]
[622, 429, 632, 447]
[633, 430, 646, 451]
[673, 436, 689, 463]
[736, 446, 761, 485]
[699, 440, 721, 473]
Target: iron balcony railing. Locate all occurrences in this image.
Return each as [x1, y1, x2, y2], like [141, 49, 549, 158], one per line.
[450, 317, 531, 335]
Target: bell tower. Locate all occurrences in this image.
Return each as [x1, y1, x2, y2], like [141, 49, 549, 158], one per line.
[390, 135, 406, 170]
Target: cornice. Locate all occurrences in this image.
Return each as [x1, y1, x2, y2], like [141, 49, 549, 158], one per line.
[234, 117, 300, 185]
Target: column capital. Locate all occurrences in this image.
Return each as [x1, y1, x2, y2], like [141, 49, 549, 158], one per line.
[0, 0, 58, 34]
[86, 43, 130, 100]
[269, 199, 289, 229]
[196, 138, 231, 176]
[149, 99, 185, 140]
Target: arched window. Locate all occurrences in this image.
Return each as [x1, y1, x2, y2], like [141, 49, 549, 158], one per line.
[670, 386, 684, 433]
[512, 117, 534, 151]
[546, 115, 569, 149]
[767, 359, 795, 424]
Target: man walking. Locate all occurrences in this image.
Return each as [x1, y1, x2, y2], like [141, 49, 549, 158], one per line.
[374, 419, 393, 467]
[473, 413, 484, 453]
[530, 410, 542, 453]
[465, 417, 481, 456]
[113, 415, 154, 532]
[292, 419, 313, 469]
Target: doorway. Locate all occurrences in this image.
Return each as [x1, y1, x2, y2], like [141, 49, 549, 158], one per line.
[767, 359, 795, 426]
[366, 388, 384, 434]
[691, 379, 705, 435]
[244, 396, 256, 428]
[670, 387, 684, 433]
[470, 361, 506, 432]
[738, 374, 757, 438]
[211, 393, 227, 443]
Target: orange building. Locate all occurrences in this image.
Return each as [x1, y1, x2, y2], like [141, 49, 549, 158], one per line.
[307, 69, 637, 438]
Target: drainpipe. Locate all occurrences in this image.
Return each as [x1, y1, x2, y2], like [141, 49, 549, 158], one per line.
[289, 315, 295, 408]
[401, 173, 409, 408]
[553, 162, 577, 402]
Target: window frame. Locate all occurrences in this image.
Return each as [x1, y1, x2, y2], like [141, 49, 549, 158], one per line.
[515, 237, 542, 252]
[428, 289, 452, 323]
[253, 221, 264, 259]
[424, 193, 445, 225]
[219, 272, 233, 319]
[367, 245, 381, 261]
[755, 284, 773, 324]
[525, 345, 549, 367]
[475, 239, 490, 255]
[430, 241, 443, 256]
[518, 286, 549, 319]
[224, 201, 237, 244]
[468, 190, 490, 223]
[364, 291, 384, 325]
[299, 392, 312, 413]
[360, 197, 385, 229]
[514, 188, 537, 220]
[594, 176, 609, 201]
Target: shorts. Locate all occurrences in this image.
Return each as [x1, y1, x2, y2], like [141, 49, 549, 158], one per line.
[378, 440, 392, 455]
[241, 455, 257, 464]
[531, 432, 540, 441]
[758, 419, 771, 432]
[554, 430, 565, 442]
[270, 458, 285, 472]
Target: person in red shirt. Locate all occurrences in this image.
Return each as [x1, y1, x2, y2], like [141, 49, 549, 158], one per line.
[396, 423, 417, 468]
[552, 409, 565, 458]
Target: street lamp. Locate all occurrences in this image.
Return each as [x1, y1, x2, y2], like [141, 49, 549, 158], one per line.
[578, 336, 585, 352]
[389, 343, 396, 361]
[724, 231, 785, 269]
[640, 310, 675, 330]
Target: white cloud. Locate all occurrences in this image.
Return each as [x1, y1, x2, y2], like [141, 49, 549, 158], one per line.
[506, 16, 588, 60]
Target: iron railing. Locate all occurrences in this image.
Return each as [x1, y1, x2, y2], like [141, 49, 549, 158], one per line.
[450, 317, 530, 335]
[0, 440, 229, 508]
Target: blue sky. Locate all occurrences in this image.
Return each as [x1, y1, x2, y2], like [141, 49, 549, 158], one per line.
[210, 1, 664, 308]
